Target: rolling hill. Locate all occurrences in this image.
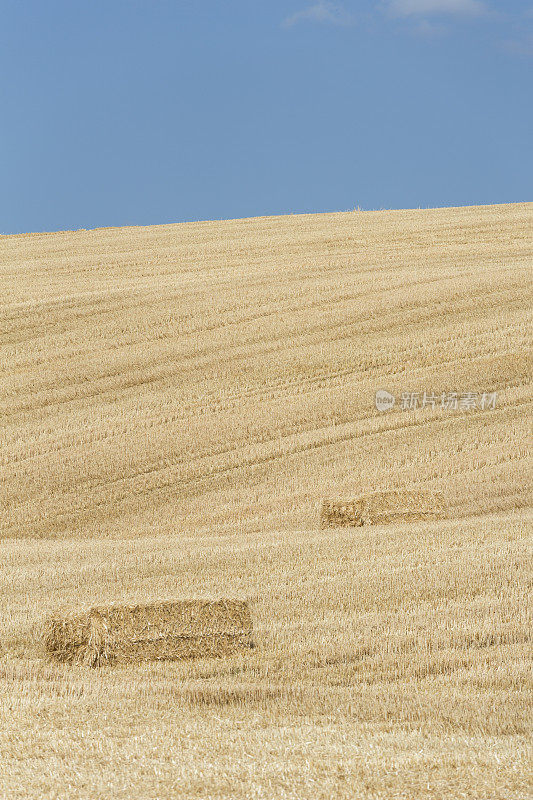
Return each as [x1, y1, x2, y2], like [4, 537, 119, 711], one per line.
[0, 203, 531, 799]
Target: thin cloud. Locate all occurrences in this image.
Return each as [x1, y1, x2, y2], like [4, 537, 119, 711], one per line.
[502, 33, 533, 57]
[412, 19, 448, 35]
[282, 2, 353, 28]
[387, 0, 488, 16]
[499, 7, 533, 57]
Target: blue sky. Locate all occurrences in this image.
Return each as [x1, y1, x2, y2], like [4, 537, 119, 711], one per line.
[1, 0, 531, 233]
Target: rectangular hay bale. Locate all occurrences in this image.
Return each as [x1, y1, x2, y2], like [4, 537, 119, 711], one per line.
[320, 499, 364, 528]
[44, 599, 253, 667]
[362, 489, 447, 524]
[320, 490, 446, 528]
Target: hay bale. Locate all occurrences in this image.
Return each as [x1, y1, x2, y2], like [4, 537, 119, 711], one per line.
[361, 489, 446, 524]
[44, 599, 253, 667]
[320, 490, 446, 528]
[320, 499, 364, 528]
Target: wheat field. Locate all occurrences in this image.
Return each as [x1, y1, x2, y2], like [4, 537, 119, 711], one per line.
[0, 203, 532, 799]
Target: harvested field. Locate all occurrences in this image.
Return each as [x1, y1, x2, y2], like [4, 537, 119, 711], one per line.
[44, 600, 253, 667]
[1, 203, 531, 541]
[0, 203, 531, 799]
[1, 511, 531, 800]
